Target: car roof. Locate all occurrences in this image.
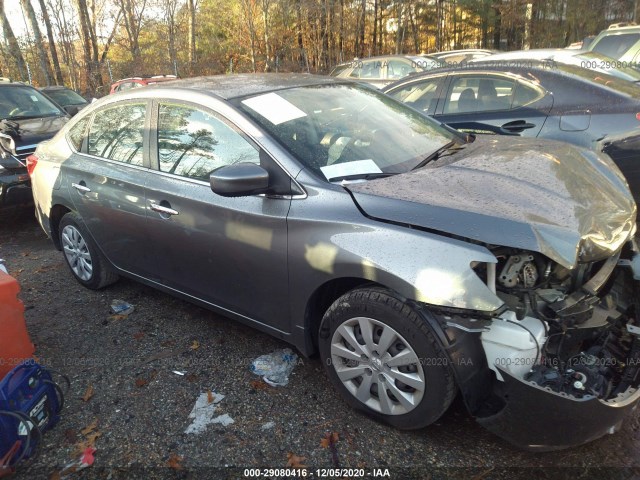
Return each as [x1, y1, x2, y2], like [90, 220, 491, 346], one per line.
[40, 85, 74, 91]
[333, 55, 427, 67]
[147, 73, 344, 100]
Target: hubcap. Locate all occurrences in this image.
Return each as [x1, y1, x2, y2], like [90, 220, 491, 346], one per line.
[61, 225, 93, 281]
[330, 317, 425, 415]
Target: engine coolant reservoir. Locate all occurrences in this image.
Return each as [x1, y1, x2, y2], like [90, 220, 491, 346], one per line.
[480, 311, 546, 381]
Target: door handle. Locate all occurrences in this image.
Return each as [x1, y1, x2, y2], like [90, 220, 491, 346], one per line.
[150, 202, 179, 216]
[71, 183, 91, 193]
[501, 120, 536, 133]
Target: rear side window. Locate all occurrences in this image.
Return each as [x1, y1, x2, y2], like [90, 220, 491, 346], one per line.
[88, 103, 146, 165]
[67, 116, 89, 151]
[157, 103, 259, 181]
[387, 59, 418, 79]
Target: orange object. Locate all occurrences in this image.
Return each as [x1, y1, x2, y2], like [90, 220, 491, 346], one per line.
[0, 270, 34, 380]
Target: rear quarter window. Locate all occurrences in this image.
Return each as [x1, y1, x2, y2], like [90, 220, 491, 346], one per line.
[67, 116, 90, 151]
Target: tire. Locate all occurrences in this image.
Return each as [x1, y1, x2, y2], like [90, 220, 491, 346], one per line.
[58, 212, 119, 290]
[319, 287, 456, 430]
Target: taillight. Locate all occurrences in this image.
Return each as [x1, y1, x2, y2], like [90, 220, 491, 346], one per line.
[26, 154, 38, 176]
[636, 113, 640, 121]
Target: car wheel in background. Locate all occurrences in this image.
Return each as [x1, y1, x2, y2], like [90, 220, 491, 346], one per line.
[59, 212, 119, 289]
[319, 287, 456, 429]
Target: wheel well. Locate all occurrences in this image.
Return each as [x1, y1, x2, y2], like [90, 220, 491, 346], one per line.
[304, 277, 384, 355]
[49, 204, 71, 250]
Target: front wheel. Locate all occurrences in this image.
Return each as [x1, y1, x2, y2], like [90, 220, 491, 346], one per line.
[59, 212, 119, 290]
[319, 288, 456, 429]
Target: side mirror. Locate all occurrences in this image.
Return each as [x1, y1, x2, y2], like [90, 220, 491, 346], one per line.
[210, 163, 269, 197]
[63, 105, 79, 116]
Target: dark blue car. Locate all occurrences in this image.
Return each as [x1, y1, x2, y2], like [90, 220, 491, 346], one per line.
[382, 61, 640, 200]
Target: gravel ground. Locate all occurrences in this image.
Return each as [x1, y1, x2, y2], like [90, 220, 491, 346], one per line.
[2, 215, 640, 479]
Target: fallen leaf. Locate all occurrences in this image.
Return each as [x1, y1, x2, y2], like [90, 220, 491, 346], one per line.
[133, 331, 145, 340]
[85, 431, 102, 447]
[167, 453, 183, 470]
[320, 432, 339, 448]
[207, 389, 214, 404]
[135, 378, 148, 388]
[82, 385, 94, 402]
[190, 340, 200, 350]
[108, 314, 128, 321]
[186, 374, 199, 383]
[286, 452, 307, 468]
[80, 419, 98, 436]
[250, 380, 269, 390]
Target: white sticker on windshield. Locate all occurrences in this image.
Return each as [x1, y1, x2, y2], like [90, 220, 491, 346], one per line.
[320, 159, 382, 181]
[30, 95, 39, 102]
[241, 92, 307, 125]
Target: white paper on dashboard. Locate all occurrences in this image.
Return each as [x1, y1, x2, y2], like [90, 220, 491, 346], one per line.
[241, 93, 307, 125]
[320, 159, 382, 181]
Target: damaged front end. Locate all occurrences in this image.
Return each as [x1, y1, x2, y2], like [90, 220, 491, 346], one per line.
[431, 238, 640, 450]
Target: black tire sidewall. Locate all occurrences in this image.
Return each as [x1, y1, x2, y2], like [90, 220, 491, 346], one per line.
[319, 289, 455, 430]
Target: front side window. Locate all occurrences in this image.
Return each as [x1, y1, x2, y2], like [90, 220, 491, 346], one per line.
[157, 103, 259, 180]
[88, 103, 146, 165]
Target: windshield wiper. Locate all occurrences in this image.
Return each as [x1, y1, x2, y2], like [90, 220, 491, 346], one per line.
[328, 172, 394, 183]
[412, 141, 466, 171]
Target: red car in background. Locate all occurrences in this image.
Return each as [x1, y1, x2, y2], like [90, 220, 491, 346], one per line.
[109, 75, 178, 94]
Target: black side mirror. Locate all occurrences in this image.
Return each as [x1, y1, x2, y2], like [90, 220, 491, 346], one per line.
[210, 163, 269, 197]
[63, 105, 79, 116]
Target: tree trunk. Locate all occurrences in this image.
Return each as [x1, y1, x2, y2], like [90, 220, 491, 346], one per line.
[372, 0, 378, 56]
[188, 0, 196, 71]
[358, 0, 366, 57]
[21, 0, 54, 84]
[493, 4, 501, 49]
[0, 0, 27, 80]
[262, 0, 271, 72]
[36, 0, 63, 84]
[295, 0, 304, 67]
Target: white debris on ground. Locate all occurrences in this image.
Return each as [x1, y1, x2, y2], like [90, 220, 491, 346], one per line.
[250, 348, 298, 386]
[184, 392, 234, 434]
[261, 421, 275, 430]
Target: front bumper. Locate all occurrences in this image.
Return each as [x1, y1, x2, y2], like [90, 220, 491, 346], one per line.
[477, 366, 640, 451]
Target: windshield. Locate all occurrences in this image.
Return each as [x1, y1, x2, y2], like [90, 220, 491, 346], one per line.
[0, 85, 65, 119]
[236, 84, 455, 181]
[44, 88, 87, 106]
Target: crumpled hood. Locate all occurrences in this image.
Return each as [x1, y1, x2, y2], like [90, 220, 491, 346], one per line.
[347, 136, 637, 269]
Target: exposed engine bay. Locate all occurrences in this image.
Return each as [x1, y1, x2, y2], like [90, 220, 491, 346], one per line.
[472, 246, 640, 403]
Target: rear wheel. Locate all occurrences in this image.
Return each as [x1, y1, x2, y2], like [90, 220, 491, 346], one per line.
[59, 212, 118, 289]
[319, 288, 456, 429]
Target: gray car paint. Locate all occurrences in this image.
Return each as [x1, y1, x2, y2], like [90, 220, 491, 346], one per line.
[31, 75, 635, 353]
[348, 135, 636, 270]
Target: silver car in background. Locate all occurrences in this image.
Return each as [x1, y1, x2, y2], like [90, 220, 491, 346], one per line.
[29, 74, 640, 450]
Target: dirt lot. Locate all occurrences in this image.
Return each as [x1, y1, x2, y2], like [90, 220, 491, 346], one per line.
[2, 215, 640, 479]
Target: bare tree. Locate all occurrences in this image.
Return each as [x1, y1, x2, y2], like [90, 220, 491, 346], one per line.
[37, 0, 64, 84]
[0, 0, 27, 80]
[118, 0, 147, 69]
[187, 0, 196, 70]
[20, 0, 54, 84]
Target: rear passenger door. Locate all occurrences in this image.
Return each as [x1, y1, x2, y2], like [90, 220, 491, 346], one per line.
[435, 73, 552, 137]
[63, 101, 155, 275]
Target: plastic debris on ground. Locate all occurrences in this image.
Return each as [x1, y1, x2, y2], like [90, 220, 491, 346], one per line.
[55, 447, 96, 478]
[184, 392, 234, 434]
[261, 421, 275, 430]
[250, 348, 298, 386]
[109, 300, 134, 316]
